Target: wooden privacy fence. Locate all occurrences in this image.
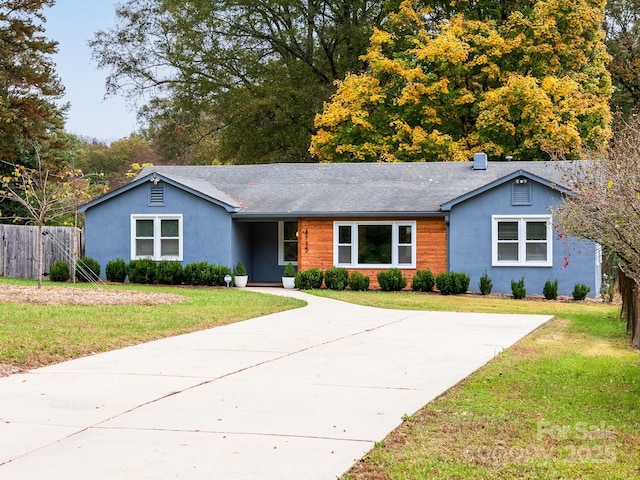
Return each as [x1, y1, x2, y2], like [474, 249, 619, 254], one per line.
[619, 266, 640, 349]
[0, 225, 84, 280]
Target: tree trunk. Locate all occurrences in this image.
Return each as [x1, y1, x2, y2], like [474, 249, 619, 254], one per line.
[37, 223, 43, 288]
[634, 283, 640, 349]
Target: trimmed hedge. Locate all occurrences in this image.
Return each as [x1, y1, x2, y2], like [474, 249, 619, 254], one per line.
[348, 272, 370, 291]
[411, 269, 435, 292]
[156, 261, 184, 285]
[377, 268, 407, 291]
[572, 283, 591, 301]
[511, 277, 526, 299]
[183, 261, 213, 285]
[106, 258, 127, 283]
[543, 279, 558, 300]
[210, 264, 233, 286]
[76, 257, 100, 282]
[479, 270, 493, 295]
[436, 271, 470, 295]
[127, 259, 157, 284]
[324, 267, 349, 291]
[49, 260, 70, 282]
[295, 268, 324, 289]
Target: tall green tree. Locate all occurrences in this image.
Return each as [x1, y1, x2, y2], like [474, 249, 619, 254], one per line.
[311, 0, 612, 162]
[90, 0, 388, 164]
[0, 0, 66, 163]
[605, 0, 640, 115]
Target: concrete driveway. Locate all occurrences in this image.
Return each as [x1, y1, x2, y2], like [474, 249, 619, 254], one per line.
[0, 288, 551, 479]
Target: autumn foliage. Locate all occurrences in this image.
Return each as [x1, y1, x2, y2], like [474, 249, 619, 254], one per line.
[311, 0, 612, 162]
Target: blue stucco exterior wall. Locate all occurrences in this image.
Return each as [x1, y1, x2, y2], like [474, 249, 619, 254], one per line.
[447, 180, 601, 298]
[84, 181, 235, 278]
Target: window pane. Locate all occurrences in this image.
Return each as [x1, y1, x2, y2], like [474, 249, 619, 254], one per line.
[284, 243, 298, 262]
[358, 225, 392, 264]
[398, 245, 412, 264]
[526, 222, 547, 240]
[498, 243, 518, 261]
[526, 243, 548, 261]
[161, 219, 179, 237]
[136, 220, 154, 237]
[498, 222, 518, 241]
[398, 225, 412, 244]
[284, 221, 298, 241]
[338, 246, 351, 264]
[136, 239, 154, 256]
[161, 239, 179, 256]
[338, 225, 351, 244]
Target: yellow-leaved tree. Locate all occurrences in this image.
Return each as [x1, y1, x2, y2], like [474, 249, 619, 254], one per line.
[310, 0, 612, 162]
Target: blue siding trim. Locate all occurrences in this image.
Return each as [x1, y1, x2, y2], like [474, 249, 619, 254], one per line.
[79, 173, 239, 213]
[441, 169, 570, 211]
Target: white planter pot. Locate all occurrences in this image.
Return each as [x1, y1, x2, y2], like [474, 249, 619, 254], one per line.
[234, 275, 248, 288]
[282, 276, 296, 289]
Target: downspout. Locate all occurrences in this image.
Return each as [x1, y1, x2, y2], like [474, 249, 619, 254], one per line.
[445, 214, 450, 272]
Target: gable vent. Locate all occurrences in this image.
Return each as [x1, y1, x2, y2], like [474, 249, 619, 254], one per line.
[149, 184, 165, 205]
[512, 180, 531, 205]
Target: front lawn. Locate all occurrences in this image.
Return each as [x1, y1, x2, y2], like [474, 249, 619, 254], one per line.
[310, 290, 640, 480]
[0, 279, 305, 369]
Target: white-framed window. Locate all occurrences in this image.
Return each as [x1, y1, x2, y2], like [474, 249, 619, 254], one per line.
[278, 220, 298, 265]
[131, 214, 183, 261]
[492, 215, 552, 267]
[334, 221, 416, 268]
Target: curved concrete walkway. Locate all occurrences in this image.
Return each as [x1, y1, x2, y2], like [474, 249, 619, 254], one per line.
[0, 289, 551, 479]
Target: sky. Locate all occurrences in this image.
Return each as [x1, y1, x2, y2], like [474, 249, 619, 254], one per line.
[43, 1, 139, 142]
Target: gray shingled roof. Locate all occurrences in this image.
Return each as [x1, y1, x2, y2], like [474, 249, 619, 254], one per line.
[138, 161, 574, 217]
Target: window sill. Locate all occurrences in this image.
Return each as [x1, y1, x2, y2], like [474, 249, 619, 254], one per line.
[492, 262, 552, 268]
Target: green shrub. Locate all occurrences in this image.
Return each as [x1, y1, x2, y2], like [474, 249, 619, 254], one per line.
[284, 262, 296, 277]
[436, 271, 470, 295]
[105, 258, 127, 283]
[377, 268, 407, 291]
[156, 261, 184, 285]
[324, 267, 349, 290]
[127, 259, 157, 284]
[348, 272, 370, 291]
[76, 257, 101, 282]
[295, 268, 324, 289]
[511, 277, 526, 299]
[411, 269, 435, 292]
[235, 261, 247, 276]
[572, 283, 591, 301]
[543, 279, 558, 300]
[183, 261, 213, 285]
[49, 260, 70, 282]
[478, 270, 492, 295]
[211, 264, 233, 286]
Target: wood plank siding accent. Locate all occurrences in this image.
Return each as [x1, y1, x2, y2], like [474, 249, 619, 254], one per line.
[297, 217, 447, 289]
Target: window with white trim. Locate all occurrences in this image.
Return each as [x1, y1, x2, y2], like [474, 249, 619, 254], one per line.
[334, 221, 416, 268]
[492, 215, 552, 267]
[131, 215, 183, 261]
[278, 221, 298, 265]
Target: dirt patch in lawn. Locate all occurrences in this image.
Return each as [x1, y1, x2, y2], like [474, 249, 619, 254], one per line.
[0, 284, 186, 306]
[0, 284, 187, 377]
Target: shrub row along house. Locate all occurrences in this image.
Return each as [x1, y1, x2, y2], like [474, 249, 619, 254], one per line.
[79, 155, 601, 297]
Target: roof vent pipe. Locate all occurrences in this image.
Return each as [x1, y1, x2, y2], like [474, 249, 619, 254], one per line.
[473, 152, 488, 170]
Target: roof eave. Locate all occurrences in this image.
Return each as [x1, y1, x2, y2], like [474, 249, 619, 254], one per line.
[232, 211, 445, 220]
[78, 172, 241, 213]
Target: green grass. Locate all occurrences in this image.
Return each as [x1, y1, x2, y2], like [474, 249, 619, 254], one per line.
[308, 290, 640, 480]
[0, 279, 305, 368]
